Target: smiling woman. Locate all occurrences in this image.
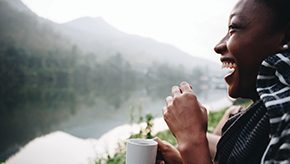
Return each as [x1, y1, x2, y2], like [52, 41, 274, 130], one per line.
[154, 0, 290, 163]
[215, 0, 284, 100]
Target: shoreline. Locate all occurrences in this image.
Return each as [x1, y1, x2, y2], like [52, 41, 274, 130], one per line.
[6, 97, 233, 164]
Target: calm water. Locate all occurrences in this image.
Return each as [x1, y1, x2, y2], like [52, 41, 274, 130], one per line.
[0, 82, 228, 162]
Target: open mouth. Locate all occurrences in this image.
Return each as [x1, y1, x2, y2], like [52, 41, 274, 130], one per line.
[222, 62, 236, 70]
[222, 61, 237, 82]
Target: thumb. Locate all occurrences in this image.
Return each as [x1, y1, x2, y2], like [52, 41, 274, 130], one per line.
[153, 137, 162, 144]
[153, 137, 165, 148]
[153, 137, 172, 152]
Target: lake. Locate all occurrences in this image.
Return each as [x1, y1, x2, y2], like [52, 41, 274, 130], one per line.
[1, 82, 230, 164]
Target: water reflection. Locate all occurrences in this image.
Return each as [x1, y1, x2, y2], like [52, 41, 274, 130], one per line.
[0, 80, 135, 160]
[4, 97, 232, 164]
[5, 131, 97, 164]
[0, 78, 228, 161]
[5, 118, 169, 164]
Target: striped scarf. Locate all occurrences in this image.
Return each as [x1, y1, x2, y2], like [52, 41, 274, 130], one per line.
[214, 53, 290, 164]
[257, 53, 290, 163]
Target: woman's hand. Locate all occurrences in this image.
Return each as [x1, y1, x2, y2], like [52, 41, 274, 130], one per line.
[162, 82, 208, 143]
[153, 137, 183, 164]
[162, 82, 212, 164]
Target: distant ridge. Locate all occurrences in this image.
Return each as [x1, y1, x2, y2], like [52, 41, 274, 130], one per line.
[63, 17, 123, 36]
[2, 0, 223, 73]
[62, 17, 221, 72]
[1, 0, 36, 16]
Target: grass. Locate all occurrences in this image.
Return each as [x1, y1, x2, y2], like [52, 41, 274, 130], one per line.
[95, 98, 252, 164]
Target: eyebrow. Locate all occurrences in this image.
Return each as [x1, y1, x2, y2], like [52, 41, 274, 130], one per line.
[229, 13, 247, 23]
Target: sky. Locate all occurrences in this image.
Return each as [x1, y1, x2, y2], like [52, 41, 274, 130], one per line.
[20, 0, 239, 63]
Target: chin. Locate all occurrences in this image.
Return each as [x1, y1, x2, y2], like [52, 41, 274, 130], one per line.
[227, 85, 239, 99]
[228, 92, 239, 99]
[228, 88, 258, 101]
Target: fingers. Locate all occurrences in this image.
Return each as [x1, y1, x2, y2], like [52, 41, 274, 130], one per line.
[171, 82, 193, 98]
[189, 84, 193, 89]
[234, 106, 243, 113]
[162, 107, 167, 117]
[154, 138, 165, 164]
[180, 82, 192, 93]
[171, 86, 181, 97]
[226, 106, 243, 114]
[153, 137, 182, 164]
[165, 96, 173, 106]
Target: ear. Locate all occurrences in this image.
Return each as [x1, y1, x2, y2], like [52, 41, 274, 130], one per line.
[280, 23, 290, 52]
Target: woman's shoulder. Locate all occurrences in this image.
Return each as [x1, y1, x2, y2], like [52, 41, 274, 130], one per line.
[221, 99, 265, 135]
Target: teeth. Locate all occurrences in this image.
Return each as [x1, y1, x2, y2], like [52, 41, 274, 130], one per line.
[222, 62, 236, 69]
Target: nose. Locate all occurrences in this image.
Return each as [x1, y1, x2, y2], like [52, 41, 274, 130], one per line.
[214, 36, 227, 54]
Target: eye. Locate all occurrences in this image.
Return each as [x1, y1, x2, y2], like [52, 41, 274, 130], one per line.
[229, 24, 238, 29]
[228, 24, 239, 35]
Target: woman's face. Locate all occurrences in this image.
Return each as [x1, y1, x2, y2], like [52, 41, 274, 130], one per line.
[214, 0, 284, 100]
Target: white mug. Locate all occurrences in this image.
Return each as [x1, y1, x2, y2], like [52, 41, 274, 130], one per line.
[126, 139, 158, 164]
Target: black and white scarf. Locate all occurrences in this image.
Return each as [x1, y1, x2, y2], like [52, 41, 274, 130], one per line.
[257, 53, 290, 163]
[214, 52, 290, 164]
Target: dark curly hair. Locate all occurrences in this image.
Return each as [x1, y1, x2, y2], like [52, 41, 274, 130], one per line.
[254, 0, 290, 30]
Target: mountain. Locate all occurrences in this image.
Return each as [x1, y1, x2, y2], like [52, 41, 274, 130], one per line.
[2, 0, 35, 15]
[61, 17, 221, 72]
[0, 0, 74, 54]
[1, 0, 223, 74]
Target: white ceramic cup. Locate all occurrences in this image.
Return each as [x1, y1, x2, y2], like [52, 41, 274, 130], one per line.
[126, 139, 158, 164]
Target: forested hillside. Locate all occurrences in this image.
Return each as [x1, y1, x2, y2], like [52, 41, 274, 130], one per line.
[0, 0, 228, 160]
[0, 0, 220, 94]
[0, 0, 138, 85]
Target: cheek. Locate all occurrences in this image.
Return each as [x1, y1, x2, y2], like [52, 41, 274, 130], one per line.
[227, 37, 259, 84]
[227, 36, 259, 66]
[226, 36, 245, 56]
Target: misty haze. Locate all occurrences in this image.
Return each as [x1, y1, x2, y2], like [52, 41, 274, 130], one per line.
[0, 0, 230, 163]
